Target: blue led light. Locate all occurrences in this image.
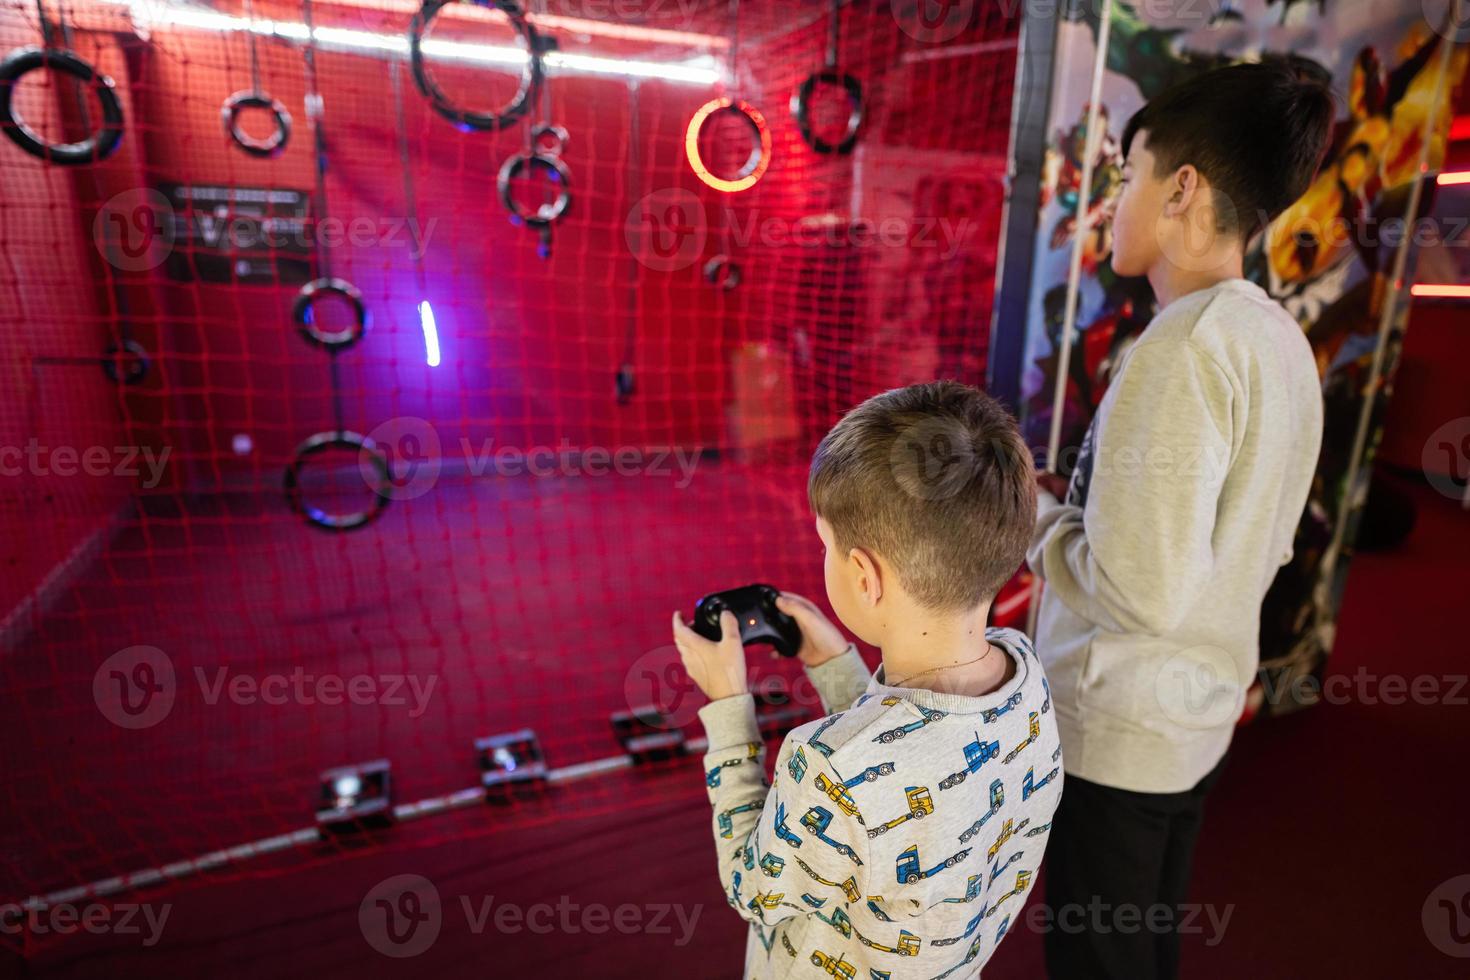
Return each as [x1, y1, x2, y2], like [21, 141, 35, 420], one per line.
[418, 300, 441, 367]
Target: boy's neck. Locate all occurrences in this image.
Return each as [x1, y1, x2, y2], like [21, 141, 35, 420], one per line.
[878, 603, 1011, 697]
[1147, 250, 1245, 309]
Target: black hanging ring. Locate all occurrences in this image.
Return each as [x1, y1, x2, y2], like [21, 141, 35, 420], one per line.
[703, 254, 740, 291]
[292, 277, 370, 351]
[0, 47, 124, 165]
[497, 151, 571, 227]
[283, 430, 391, 532]
[791, 70, 864, 155]
[223, 90, 292, 157]
[409, 0, 542, 132]
[101, 338, 150, 385]
[531, 123, 568, 156]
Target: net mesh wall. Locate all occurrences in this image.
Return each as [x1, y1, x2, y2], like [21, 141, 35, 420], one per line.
[0, 0, 1020, 944]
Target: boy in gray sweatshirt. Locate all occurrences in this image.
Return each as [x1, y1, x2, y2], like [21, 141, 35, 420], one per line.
[1027, 60, 1333, 979]
[674, 382, 1060, 978]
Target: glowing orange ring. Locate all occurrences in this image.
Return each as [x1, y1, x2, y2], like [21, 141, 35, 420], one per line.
[685, 97, 771, 193]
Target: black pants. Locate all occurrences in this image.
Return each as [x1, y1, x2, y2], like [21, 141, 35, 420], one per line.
[1042, 754, 1229, 980]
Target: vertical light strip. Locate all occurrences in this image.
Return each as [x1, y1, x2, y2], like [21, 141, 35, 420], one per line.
[1028, 0, 1114, 638]
[419, 301, 441, 367]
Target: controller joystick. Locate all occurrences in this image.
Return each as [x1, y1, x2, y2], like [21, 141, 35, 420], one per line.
[692, 584, 802, 658]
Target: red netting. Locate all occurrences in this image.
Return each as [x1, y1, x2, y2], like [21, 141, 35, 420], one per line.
[0, 0, 1019, 951]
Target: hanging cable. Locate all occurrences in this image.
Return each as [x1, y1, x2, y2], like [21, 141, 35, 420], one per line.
[0, 0, 123, 164]
[691, 0, 767, 290]
[222, 0, 291, 157]
[685, 0, 769, 199]
[392, 59, 440, 367]
[33, 0, 150, 386]
[283, 0, 389, 532]
[495, 13, 568, 259]
[791, 0, 863, 155]
[616, 79, 641, 404]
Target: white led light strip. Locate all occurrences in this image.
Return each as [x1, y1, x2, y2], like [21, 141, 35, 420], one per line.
[111, 0, 722, 84]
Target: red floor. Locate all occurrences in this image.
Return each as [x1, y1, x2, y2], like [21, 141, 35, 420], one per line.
[0, 460, 826, 899]
[4, 468, 1468, 977]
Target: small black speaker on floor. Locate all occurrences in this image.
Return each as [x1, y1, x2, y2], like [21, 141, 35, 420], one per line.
[316, 759, 393, 834]
[477, 729, 547, 804]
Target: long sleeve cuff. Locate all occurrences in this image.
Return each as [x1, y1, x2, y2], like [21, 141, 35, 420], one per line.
[697, 693, 760, 752]
[1027, 495, 1081, 580]
[804, 644, 870, 713]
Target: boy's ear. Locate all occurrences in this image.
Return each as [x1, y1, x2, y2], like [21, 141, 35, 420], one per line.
[1165, 164, 1202, 216]
[849, 547, 883, 606]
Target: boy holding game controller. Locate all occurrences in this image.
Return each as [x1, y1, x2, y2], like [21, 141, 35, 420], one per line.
[672, 381, 1059, 978]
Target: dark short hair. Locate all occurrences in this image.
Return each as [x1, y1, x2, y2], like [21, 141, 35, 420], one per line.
[808, 381, 1036, 612]
[1121, 57, 1335, 240]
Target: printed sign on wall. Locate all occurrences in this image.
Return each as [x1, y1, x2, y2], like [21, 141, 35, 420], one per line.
[157, 183, 312, 284]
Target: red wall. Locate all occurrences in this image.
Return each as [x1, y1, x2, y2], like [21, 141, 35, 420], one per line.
[0, 0, 1018, 616]
[129, 2, 740, 486]
[0, 12, 151, 619]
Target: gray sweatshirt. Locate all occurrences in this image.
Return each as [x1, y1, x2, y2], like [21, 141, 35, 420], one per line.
[697, 627, 1061, 979]
[1028, 277, 1323, 793]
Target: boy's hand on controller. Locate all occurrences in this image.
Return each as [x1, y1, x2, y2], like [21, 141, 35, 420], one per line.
[774, 593, 849, 668]
[671, 610, 749, 701]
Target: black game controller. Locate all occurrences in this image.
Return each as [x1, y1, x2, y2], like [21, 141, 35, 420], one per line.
[692, 584, 802, 658]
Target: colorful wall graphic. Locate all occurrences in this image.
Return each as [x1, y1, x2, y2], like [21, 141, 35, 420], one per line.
[1014, 0, 1467, 714]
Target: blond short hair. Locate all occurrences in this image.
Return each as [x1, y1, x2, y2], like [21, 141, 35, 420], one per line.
[808, 381, 1037, 611]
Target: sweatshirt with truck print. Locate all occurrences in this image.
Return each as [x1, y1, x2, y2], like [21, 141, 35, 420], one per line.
[697, 626, 1061, 979]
